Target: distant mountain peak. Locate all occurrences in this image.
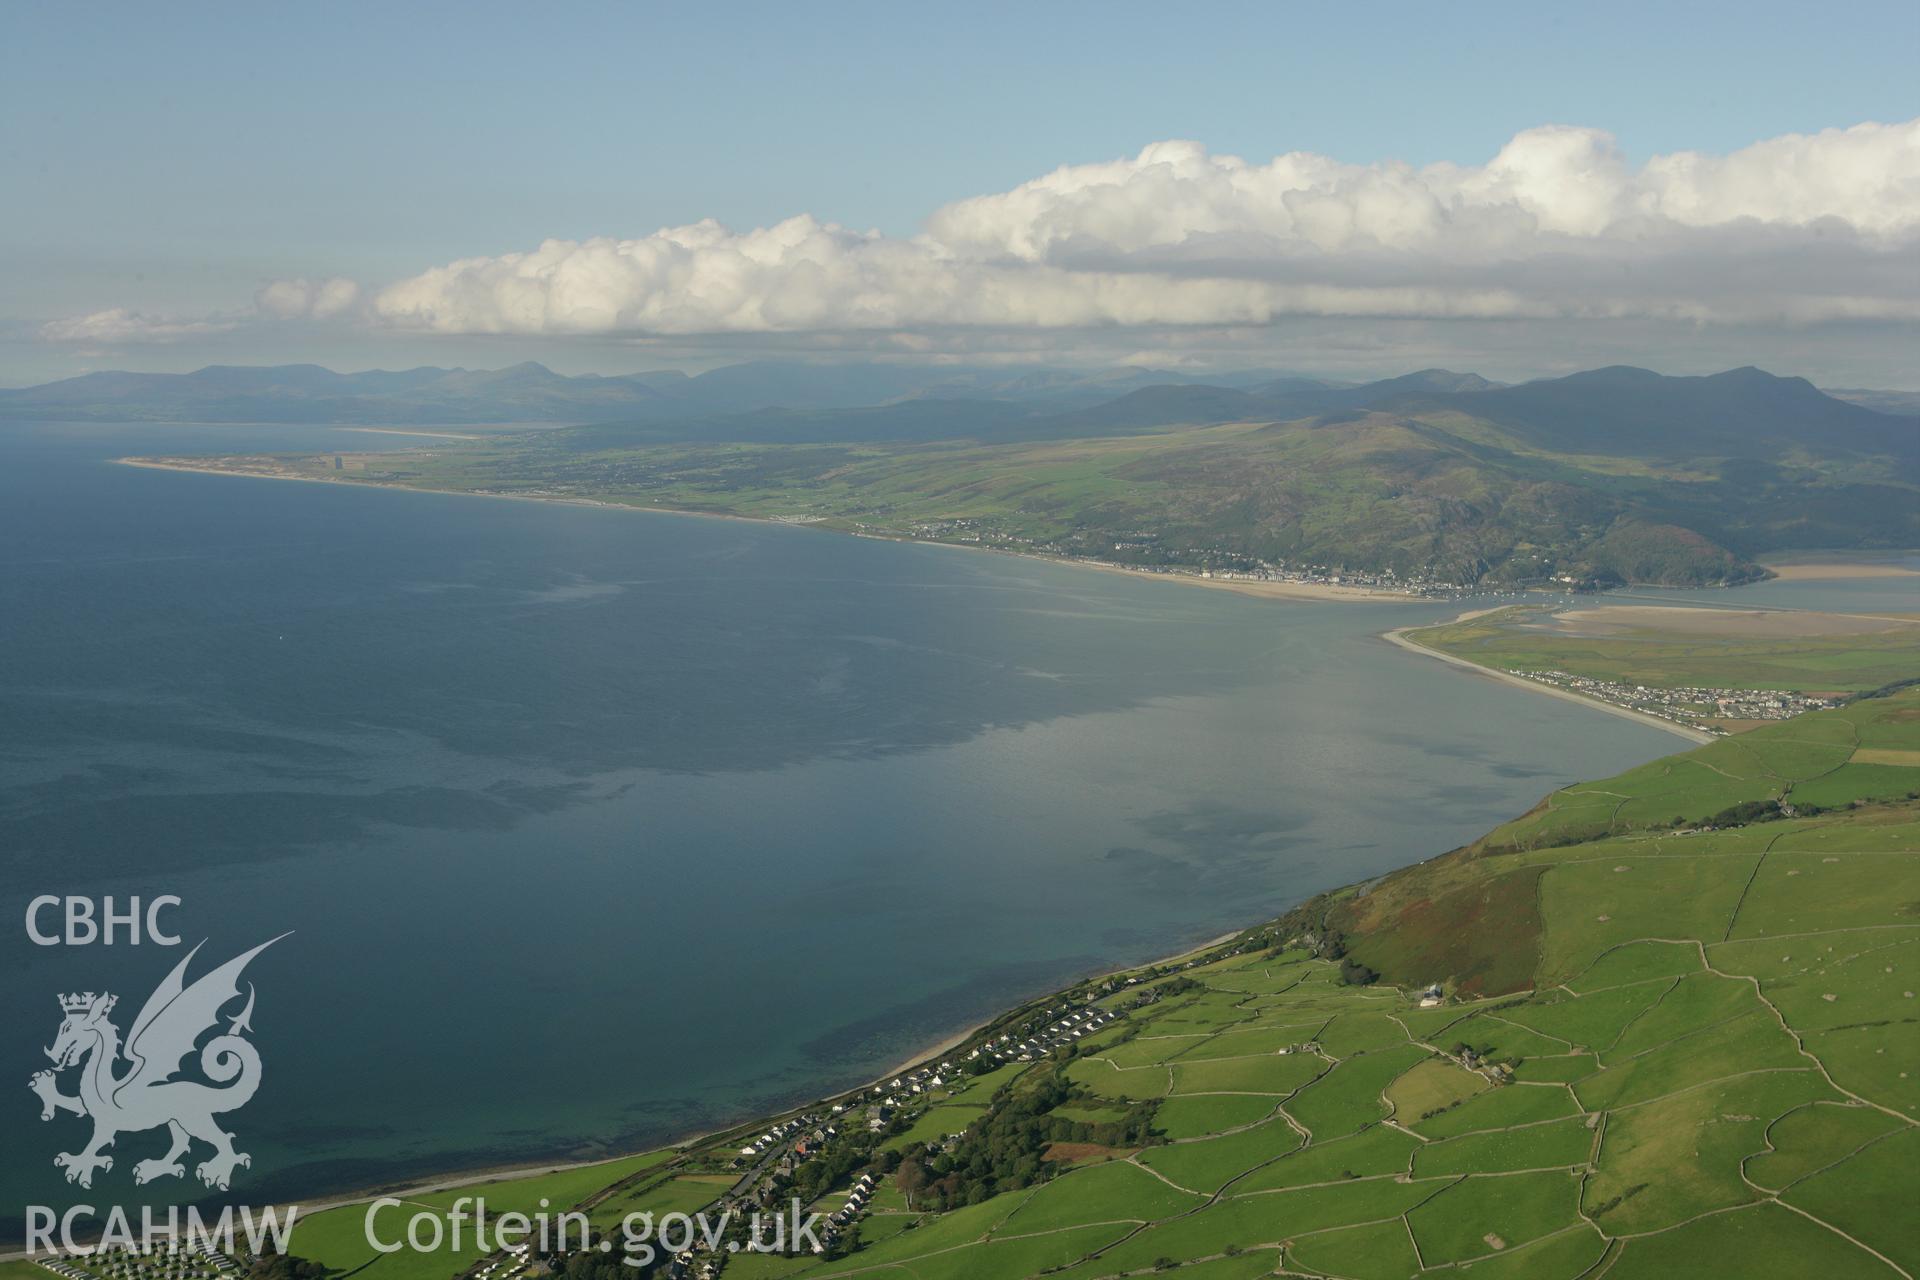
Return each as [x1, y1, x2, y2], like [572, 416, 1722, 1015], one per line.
[1551, 365, 1663, 385]
[1400, 368, 1495, 390]
[1433, 364, 1912, 462]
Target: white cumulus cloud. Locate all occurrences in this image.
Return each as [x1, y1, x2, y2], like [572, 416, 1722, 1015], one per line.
[44, 118, 1920, 349]
[254, 276, 361, 320]
[365, 118, 1920, 337]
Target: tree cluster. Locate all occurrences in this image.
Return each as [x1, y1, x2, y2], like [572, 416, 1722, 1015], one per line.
[891, 1071, 1158, 1212]
[246, 1256, 329, 1280]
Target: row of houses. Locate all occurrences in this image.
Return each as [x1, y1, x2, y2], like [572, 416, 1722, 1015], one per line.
[847, 1059, 961, 1131]
[880, 1060, 955, 1098]
[814, 1169, 880, 1252]
[738, 1112, 813, 1159]
[753, 1121, 840, 1192]
[972, 1004, 1116, 1064]
[472, 1241, 529, 1280]
[187, 1242, 237, 1278]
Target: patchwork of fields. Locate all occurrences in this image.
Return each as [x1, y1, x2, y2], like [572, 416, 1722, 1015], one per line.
[712, 825, 1916, 1277]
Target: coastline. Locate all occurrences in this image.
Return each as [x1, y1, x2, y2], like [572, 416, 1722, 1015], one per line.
[0, 920, 1250, 1259]
[858, 927, 1245, 1090]
[1382, 622, 1716, 744]
[971, 546, 1416, 603]
[113, 457, 1424, 603]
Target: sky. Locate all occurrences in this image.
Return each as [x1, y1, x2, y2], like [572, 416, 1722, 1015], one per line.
[4, 0, 1917, 387]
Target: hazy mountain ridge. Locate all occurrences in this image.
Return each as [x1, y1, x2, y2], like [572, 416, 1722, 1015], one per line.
[0, 359, 1292, 425]
[0, 359, 1543, 432]
[1404, 365, 1916, 463]
[1829, 387, 1920, 416]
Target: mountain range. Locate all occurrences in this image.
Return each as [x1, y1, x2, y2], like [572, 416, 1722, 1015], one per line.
[7, 359, 1912, 465]
[0, 360, 1280, 426]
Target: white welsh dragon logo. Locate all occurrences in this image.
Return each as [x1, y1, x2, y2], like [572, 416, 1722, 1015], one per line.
[29, 936, 286, 1191]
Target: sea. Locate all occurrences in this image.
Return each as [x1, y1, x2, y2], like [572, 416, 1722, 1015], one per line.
[2, 420, 1911, 1235]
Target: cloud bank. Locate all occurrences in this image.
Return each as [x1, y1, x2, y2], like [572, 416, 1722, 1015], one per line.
[42, 119, 1920, 348]
[38, 308, 242, 344]
[38, 277, 359, 345]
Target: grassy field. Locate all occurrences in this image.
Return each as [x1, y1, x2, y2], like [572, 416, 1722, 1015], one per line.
[1408, 603, 1920, 694]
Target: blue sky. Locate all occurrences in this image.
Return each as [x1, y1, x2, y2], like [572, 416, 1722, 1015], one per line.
[5, 1, 1917, 385]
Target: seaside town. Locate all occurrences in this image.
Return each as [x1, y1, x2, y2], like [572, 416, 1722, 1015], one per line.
[876, 516, 1473, 596]
[1513, 669, 1841, 733]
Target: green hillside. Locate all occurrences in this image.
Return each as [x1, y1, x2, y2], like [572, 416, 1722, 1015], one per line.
[248, 690, 1915, 1280]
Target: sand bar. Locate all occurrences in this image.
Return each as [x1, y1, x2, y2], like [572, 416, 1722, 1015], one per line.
[1382, 625, 1715, 744]
[1761, 559, 1920, 581]
[334, 426, 484, 440]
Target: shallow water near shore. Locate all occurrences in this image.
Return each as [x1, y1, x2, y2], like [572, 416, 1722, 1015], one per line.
[4, 421, 1910, 1235]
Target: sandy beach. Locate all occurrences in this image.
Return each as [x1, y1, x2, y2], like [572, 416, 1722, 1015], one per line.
[1759, 558, 1920, 581]
[115, 458, 785, 528]
[862, 927, 1245, 1089]
[998, 550, 1417, 602]
[332, 426, 484, 440]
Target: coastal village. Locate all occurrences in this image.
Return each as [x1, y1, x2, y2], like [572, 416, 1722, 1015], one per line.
[438, 957, 1261, 1279]
[1514, 669, 1839, 734]
[697, 1000, 1126, 1267]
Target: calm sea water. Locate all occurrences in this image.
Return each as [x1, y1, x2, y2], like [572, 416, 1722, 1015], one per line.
[7, 420, 1899, 1234]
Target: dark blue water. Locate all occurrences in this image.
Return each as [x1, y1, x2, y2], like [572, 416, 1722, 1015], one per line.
[1, 421, 1708, 1233]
